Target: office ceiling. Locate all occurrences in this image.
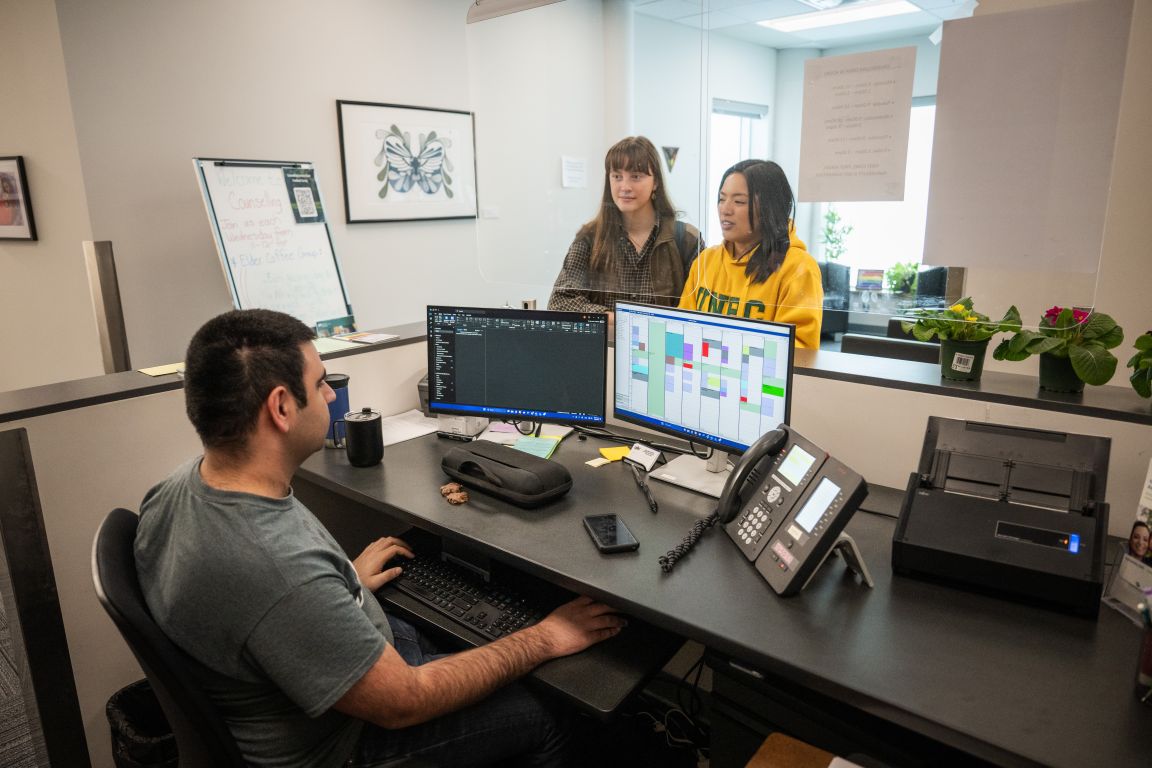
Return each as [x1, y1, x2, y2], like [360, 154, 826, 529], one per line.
[628, 0, 977, 48]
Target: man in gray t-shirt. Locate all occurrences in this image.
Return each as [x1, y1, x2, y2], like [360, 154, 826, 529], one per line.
[136, 309, 624, 767]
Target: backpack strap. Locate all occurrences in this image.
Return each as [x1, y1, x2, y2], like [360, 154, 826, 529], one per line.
[674, 220, 697, 272]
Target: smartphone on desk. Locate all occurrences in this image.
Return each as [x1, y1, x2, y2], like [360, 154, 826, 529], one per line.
[584, 514, 640, 553]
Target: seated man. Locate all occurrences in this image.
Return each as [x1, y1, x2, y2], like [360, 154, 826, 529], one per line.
[135, 309, 624, 767]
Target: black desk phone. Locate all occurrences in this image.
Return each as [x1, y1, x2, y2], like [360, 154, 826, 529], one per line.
[660, 425, 871, 596]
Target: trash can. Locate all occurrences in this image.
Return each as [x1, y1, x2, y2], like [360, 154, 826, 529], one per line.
[106, 680, 178, 768]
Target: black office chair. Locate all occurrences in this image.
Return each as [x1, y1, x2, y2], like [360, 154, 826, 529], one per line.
[92, 508, 248, 768]
[819, 261, 850, 338]
[913, 266, 948, 308]
[839, 333, 940, 364]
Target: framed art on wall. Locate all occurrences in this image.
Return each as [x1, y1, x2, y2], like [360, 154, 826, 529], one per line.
[337, 101, 478, 223]
[0, 156, 37, 241]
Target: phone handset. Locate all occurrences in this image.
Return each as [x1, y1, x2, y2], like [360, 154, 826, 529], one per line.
[721, 428, 829, 562]
[716, 426, 790, 525]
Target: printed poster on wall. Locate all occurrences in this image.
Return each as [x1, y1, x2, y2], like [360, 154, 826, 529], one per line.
[797, 47, 916, 202]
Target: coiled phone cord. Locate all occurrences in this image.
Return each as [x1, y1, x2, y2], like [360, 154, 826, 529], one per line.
[658, 511, 719, 573]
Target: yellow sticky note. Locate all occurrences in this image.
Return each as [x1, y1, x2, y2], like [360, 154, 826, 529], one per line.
[598, 446, 630, 462]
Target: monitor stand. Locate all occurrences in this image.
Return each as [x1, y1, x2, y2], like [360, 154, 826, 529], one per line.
[650, 451, 730, 499]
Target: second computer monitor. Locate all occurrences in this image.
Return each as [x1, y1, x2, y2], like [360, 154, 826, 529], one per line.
[613, 302, 794, 455]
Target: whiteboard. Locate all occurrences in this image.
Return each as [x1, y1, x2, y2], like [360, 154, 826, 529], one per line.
[194, 158, 353, 329]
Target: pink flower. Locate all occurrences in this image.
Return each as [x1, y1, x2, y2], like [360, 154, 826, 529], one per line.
[1044, 306, 1090, 327]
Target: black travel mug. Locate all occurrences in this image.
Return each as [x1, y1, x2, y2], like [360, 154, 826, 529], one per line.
[345, 407, 384, 467]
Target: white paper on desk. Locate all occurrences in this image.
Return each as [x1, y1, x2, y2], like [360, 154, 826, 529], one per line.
[477, 423, 573, 445]
[313, 337, 361, 354]
[379, 409, 441, 447]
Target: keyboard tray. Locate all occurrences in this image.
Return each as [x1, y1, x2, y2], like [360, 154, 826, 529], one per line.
[376, 552, 684, 717]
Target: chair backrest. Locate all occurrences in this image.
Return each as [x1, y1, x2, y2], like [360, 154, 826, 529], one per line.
[839, 333, 940, 364]
[92, 508, 248, 767]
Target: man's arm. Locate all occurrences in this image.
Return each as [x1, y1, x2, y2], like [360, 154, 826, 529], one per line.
[333, 596, 624, 729]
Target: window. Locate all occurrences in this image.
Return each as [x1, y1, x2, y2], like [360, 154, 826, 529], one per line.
[707, 100, 769, 244]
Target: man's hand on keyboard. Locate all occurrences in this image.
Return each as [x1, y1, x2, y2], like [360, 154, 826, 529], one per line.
[353, 536, 415, 591]
[533, 596, 627, 657]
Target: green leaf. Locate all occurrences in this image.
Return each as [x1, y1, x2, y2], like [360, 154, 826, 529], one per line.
[1025, 336, 1064, 356]
[1095, 323, 1124, 349]
[997, 305, 1022, 333]
[1135, 333, 1152, 352]
[993, 338, 1030, 362]
[911, 324, 937, 342]
[1132, 368, 1152, 398]
[1069, 344, 1117, 386]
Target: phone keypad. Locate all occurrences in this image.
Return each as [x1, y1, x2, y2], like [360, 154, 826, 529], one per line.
[737, 504, 773, 545]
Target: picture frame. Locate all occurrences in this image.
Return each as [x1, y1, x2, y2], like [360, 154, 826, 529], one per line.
[337, 101, 478, 223]
[0, 156, 37, 241]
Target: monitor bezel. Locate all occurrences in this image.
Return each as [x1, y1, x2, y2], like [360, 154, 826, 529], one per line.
[612, 301, 795, 455]
[426, 305, 609, 427]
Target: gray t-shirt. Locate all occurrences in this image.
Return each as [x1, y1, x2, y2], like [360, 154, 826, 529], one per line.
[135, 458, 391, 768]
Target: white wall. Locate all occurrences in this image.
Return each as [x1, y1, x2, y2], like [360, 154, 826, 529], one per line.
[466, 0, 606, 301]
[51, 0, 542, 371]
[0, 0, 103, 391]
[633, 15, 709, 230]
[965, 0, 1150, 378]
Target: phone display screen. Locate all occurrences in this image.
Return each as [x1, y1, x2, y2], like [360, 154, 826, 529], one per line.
[795, 477, 841, 533]
[778, 445, 817, 487]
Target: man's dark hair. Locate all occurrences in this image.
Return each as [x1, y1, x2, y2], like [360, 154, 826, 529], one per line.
[184, 309, 316, 451]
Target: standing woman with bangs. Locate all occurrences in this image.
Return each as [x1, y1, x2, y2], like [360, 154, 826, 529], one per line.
[548, 136, 702, 322]
[679, 160, 823, 348]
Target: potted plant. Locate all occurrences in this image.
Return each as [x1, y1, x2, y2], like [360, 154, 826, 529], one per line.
[821, 206, 852, 262]
[1128, 331, 1152, 399]
[885, 261, 919, 294]
[901, 298, 1020, 381]
[992, 306, 1124, 393]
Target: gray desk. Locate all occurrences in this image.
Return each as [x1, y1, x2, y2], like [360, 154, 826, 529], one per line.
[297, 433, 1150, 767]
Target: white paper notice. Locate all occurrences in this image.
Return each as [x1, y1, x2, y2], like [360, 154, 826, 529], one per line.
[561, 156, 587, 189]
[798, 47, 916, 202]
[1140, 457, 1152, 510]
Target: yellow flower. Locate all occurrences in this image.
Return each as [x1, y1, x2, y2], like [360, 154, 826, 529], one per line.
[950, 303, 966, 314]
[965, 316, 977, 322]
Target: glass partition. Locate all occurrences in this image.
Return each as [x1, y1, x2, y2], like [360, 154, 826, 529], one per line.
[463, 0, 1113, 345]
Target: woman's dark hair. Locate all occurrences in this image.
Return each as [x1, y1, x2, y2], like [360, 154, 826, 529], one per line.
[1131, 520, 1151, 538]
[583, 136, 677, 272]
[184, 309, 315, 452]
[720, 159, 795, 285]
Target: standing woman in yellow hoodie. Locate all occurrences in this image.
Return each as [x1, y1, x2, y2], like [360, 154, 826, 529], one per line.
[679, 160, 823, 348]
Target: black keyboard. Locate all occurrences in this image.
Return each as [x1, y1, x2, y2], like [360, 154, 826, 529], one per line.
[390, 555, 549, 641]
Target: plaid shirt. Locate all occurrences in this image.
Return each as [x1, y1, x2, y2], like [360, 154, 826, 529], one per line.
[547, 215, 701, 312]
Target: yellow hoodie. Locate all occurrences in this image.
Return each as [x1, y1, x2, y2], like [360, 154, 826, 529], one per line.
[678, 227, 823, 349]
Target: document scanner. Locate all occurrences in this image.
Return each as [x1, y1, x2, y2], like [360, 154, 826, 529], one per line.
[892, 417, 1110, 617]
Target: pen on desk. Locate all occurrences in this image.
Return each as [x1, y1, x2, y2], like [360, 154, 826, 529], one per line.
[630, 463, 658, 514]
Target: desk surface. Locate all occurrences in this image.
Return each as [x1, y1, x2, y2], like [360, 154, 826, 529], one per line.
[298, 433, 1151, 768]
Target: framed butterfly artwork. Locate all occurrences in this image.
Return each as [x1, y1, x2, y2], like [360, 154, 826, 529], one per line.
[337, 101, 478, 223]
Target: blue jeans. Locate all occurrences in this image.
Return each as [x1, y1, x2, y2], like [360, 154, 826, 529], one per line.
[347, 615, 573, 768]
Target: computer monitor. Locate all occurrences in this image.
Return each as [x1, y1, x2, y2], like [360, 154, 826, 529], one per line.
[613, 301, 795, 497]
[426, 305, 607, 426]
